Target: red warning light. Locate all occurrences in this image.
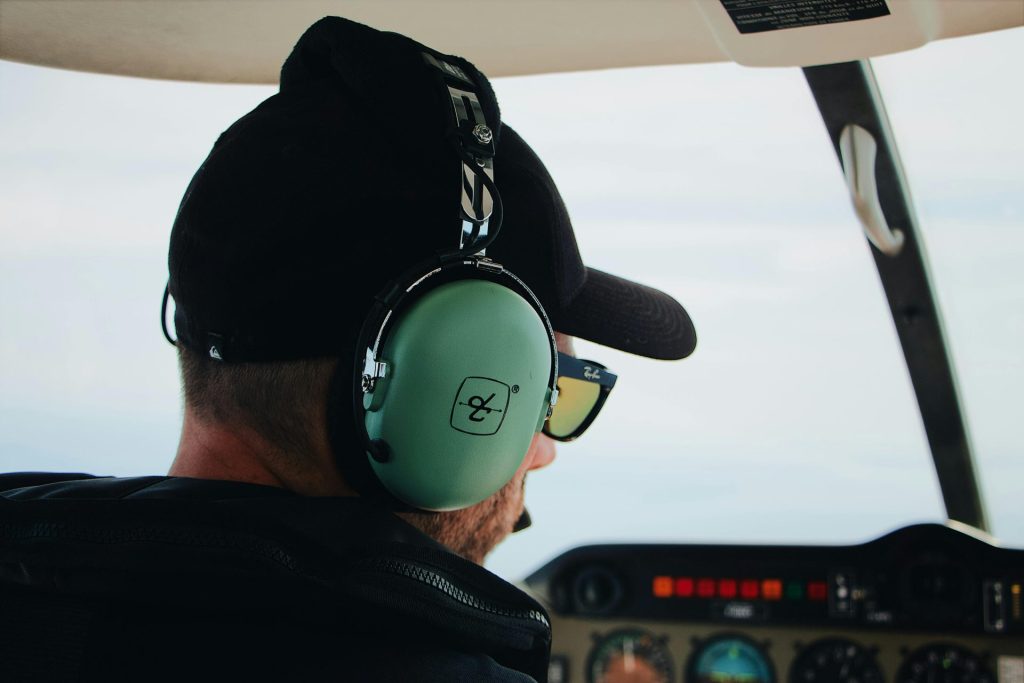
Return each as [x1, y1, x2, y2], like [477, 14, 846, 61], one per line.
[807, 581, 828, 601]
[740, 580, 759, 599]
[718, 579, 738, 599]
[653, 576, 674, 598]
[762, 579, 783, 601]
[697, 578, 716, 598]
[675, 577, 695, 598]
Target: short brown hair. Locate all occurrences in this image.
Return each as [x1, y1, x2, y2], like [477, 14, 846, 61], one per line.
[178, 346, 336, 459]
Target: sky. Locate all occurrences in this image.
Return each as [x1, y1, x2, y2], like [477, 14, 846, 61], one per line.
[0, 27, 1021, 581]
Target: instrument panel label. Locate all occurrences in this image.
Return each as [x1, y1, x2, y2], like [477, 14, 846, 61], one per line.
[718, 0, 890, 35]
[999, 657, 1024, 683]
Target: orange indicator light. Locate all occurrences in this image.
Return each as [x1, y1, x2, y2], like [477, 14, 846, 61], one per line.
[653, 576, 674, 598]
[697, 578, 716, 598]
[762, 579, 783, 600]
[740, 580, 759, 599]
[718, 579, 737, 599]
[676, 577, 695, 598]
[1012, 583, 1022, 620]
[807, 581, 828, 601]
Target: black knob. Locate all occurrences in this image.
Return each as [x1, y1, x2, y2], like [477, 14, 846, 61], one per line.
[573, 566, 622, 615]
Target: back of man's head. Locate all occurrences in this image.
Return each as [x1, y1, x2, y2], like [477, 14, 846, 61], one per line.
[178, 349, 334, 465]
[166, 16, 696, 506]
[169, 18, 497, 484]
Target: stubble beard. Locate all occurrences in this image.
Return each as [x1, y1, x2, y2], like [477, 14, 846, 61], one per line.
[398, 473, 527, 565]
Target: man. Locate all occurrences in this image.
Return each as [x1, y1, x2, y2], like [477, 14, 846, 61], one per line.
[0, 17, 694, 681]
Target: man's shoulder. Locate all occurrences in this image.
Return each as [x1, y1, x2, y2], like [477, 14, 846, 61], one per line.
[0, 471, 552, 682]
[0, 471, 111, 495]
[0, 471, 295, 500]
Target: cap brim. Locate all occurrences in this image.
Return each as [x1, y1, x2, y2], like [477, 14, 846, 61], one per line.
[552, 268, 697, 360]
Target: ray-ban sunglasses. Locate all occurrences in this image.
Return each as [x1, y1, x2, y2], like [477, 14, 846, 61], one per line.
[543, 352, 618, 442]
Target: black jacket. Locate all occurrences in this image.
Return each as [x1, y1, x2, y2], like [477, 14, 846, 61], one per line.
[0, 473, 551, 681]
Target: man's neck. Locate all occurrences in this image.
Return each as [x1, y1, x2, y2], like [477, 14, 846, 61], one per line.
[170, 409, 354, 497]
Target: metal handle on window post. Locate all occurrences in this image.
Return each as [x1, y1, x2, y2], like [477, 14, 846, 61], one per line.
[839, 123, 905, 257]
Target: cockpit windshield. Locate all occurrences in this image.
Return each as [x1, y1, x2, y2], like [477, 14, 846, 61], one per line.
[871, 26, 1024, 551]
[0, 27, 1020, 584]
[495, 28, 1023, 579]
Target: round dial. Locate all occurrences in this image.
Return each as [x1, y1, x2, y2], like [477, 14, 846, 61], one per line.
[588, 628, 674, 683]
[687, 634, 775, 683]
[897, 644, 994, 683]
[790, 638, 884, 683]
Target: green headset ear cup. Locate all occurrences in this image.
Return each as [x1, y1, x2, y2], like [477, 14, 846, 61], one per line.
[363, 279, 553, 511]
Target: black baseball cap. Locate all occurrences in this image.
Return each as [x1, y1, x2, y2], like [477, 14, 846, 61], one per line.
[168, 17, 696, 363]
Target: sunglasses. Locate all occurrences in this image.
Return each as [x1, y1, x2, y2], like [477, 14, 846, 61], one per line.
[543, 351, 618, 442]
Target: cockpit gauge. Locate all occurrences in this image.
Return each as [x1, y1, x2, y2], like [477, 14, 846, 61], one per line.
[896, 644, 995, 683]
[687, 634, 775, 683]
[789, 638, 884, 683]
[587, 628, 674, 683]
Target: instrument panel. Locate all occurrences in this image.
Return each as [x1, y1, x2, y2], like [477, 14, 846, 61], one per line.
[523, 524, 1024, 683]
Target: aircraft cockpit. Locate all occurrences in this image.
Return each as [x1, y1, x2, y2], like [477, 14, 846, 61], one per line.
[1, 2, 1022, 681]
[530, 523, 1022, 682]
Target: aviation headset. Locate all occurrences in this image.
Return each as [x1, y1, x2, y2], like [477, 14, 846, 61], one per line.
[161, 51, 559, 512]
[348, 53, 559, 512]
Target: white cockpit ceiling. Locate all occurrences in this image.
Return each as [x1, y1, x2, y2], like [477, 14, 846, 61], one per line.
[0, 0, 1021, 83]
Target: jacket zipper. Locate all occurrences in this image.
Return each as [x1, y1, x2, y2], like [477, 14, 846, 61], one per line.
[359, 557, 550, 629]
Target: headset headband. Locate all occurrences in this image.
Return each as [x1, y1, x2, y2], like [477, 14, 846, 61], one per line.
[358, 53, 557, 404]
[353, 55, 560, 473]
[421, 53, 504, 259]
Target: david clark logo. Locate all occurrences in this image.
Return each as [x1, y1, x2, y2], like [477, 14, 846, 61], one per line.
[450, 377, 511, 436]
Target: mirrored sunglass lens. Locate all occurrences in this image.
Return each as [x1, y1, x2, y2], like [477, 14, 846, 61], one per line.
[547, 376, 601, 438]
